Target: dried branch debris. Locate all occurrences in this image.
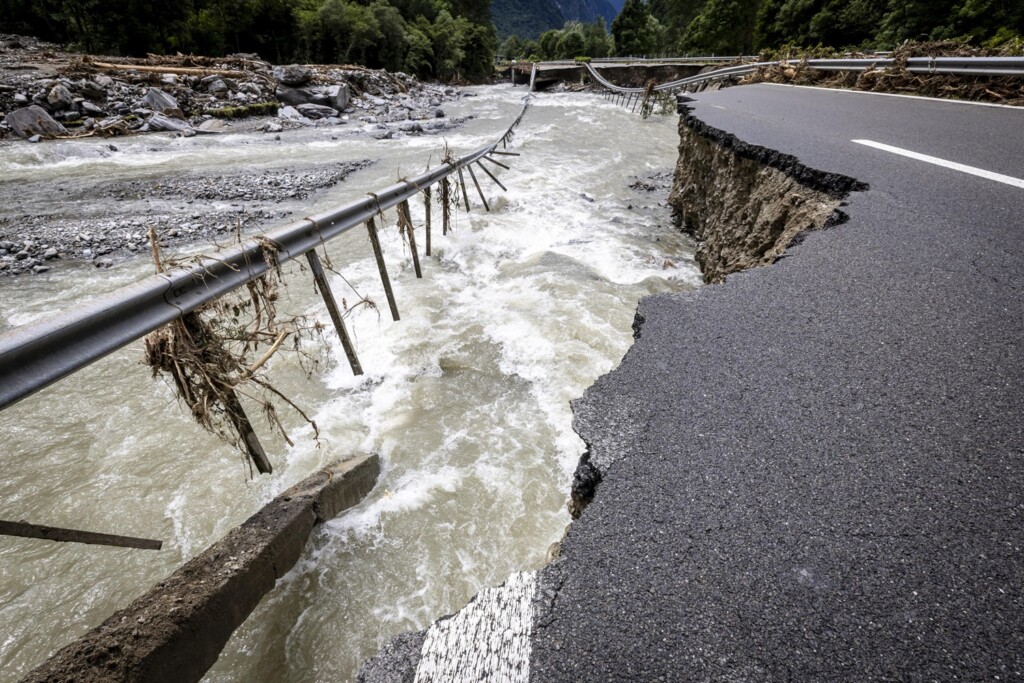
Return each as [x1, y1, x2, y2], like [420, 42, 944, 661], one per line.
[744, 41, 1024, 106]
[142, 228, 324, 476]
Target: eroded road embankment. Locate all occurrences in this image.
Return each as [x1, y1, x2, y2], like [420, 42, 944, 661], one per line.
[361, 84, 1024, 682]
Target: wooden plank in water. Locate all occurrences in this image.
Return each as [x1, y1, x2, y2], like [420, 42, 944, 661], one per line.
[0, 519, 163, 550]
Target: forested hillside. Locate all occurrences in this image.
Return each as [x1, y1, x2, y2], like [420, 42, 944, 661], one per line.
[0, 0, 497, 80]
[492, 0, 565, 39]
[1, 0, 1021, 74]
[643, 0, 1024, 55]
[558, 0, 619, 25]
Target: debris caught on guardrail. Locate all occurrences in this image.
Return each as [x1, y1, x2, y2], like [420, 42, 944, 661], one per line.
[745, 41, 1024, 106]
[142, 228, 324, 476]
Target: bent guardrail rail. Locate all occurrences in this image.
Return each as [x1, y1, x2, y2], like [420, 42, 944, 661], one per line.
[0, 94, 534, 413]
[584, 56, 1024, 95]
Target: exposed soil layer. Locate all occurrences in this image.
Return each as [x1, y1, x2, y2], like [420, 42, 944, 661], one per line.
[668, 105, 866, 284]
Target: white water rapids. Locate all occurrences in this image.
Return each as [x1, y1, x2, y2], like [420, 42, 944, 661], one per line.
[0, 85, 699, 681]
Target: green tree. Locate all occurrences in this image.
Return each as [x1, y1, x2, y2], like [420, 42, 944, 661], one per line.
[538, 28, 561, 57]
[582, 16, 614, 57]
[612, 0, 658, 55]
[557, 25, 586, 57]
[500, 33, 525, 59]
[682, 0, 761, 54]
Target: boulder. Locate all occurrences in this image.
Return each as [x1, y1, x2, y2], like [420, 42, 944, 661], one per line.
[205, 78, 230, 95]
[79, 80, 106, 99]
[142, 88, 184, 119]
[4, 105, 68, 139]
[81, 101, 104, 116]
[197, 119, 229, 133]
[296, 103, 338, 120]
[278, 105, 302, 120]
[324, 84, 350, 111]
[47, 84, 74, 110]
[273, 64, 313, 87]
[275, 85, 315, 106]
[147, 113, 193, 133]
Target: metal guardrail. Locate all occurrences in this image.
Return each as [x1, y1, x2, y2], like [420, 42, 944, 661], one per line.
[583, 56, 1024, 95]
[0, 74, 537, 413]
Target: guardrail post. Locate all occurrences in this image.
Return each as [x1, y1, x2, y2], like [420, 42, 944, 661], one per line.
[398, 200, 423, 278]
[441, 178, 451, 236]
[305, 249, 363, 376]
[457, 166, 472, 212]
[423, 187, 432, 256]
[224, 387, 273, 475]
[366, 216, 400, 322]
[466, 164, 490, 212]
[476, 161, 507, 192]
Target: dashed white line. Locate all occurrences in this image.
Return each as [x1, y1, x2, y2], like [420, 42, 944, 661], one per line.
[852, 139, 1024, 189]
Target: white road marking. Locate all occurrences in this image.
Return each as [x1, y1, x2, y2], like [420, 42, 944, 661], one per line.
[414, 571, 535, 683]
[852, 139, 1024, 189]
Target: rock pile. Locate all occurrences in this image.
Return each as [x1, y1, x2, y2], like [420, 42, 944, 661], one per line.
[0, 34, 465, 141]
[0, 160, 371, 277]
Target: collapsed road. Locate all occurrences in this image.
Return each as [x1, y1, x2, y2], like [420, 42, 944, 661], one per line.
[362, 83, 1024, 680]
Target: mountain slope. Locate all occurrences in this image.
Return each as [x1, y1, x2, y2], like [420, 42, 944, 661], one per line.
[558, 0, 619, 24]
[492, 0, 566, 38]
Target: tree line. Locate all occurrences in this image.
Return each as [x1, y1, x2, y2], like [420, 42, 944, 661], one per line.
[2, 0, 1021, 78]
[501, 0, 1023, 61]
[0, 0, 496, 81]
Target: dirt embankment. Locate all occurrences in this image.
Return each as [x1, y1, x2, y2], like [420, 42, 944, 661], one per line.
[668, 105, 867, 284]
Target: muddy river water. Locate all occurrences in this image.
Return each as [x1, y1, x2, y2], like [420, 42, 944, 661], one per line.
[0, 85, 698, 681]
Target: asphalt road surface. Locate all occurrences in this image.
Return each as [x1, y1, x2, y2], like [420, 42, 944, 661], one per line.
[361, 84, 1024, 682]
[528, 84, 1024, 681]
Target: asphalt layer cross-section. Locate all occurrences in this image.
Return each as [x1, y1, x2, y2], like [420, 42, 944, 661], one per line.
[529, 84, 1024, 681]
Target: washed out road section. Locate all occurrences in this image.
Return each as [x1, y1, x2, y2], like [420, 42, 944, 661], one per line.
[529, 84, 1024, 680]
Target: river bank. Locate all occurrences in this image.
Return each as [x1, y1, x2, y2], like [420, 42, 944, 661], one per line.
[0, 35, 481, 277]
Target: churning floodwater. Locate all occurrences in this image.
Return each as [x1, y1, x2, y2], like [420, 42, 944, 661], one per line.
[0, 84, 699, 681]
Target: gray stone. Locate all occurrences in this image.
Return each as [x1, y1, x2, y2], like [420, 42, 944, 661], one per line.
[142, 88, 183, 119]
[79, 80, 106, 99]
[197, 119, 229, 133]
[261, 122, 284, 133]
[296, 103, 338, 120]
[94, 74, 113, 88]
[147, 113, 193, 133]
[43, 247, 58, 259]
[278, 105, 302, 120]
[47, 84, 74, 110]
[14, 92, 28, 104]
[27, 134, 41, 143]
[32, 265, 50, 274]
[324, 84, 350, 111]
[275, 85, 315, 107]
[5, 105, 69, 139]
[273, 64, 313, 86]
[205, 78, 230, 95]
[81, 101, 104, 116]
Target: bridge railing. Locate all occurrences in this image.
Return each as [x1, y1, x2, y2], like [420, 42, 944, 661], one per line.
[0, 76, 537, 415]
